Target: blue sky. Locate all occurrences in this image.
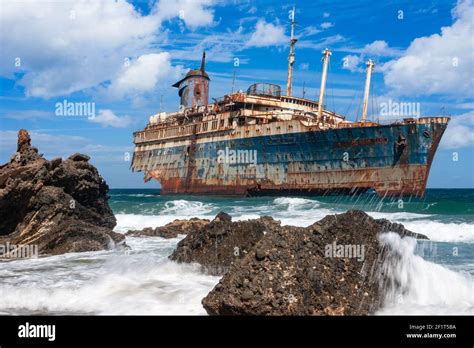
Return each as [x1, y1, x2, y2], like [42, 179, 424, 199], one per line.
[0, 0, 473, 188]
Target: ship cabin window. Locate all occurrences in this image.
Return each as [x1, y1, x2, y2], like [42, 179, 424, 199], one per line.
[220, 119, 225, 127]
[203, 123, 208, 131]
[196, 124, 201, 132]
[238, 118, 245, 126]
[211, 120, 218, 130]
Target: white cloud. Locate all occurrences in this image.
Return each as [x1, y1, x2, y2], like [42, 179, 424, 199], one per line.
[297, 34, 345, 50]
[362, 40, 400, 57]
[320, 22, 333, 29]
[341, 40, 401, 72]
[248, 6, 257, 14]
[247, 20, 287, 47]
[299, 63, 310, 71]
[90, 109, 133, 128]
[440, 110, 474, 149]
[341, 54, 362, 72]
[106, 53, 184, 99]
[383, 0, 474, 97]
[170, 17, 290, 64]
[299, 26, 321, 38]
[153, 0, 216, 30]
[0, 0, 215, 98]
[458, 103, 474, 109]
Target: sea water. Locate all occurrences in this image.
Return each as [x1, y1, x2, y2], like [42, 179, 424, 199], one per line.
[0, 189, 472, 315]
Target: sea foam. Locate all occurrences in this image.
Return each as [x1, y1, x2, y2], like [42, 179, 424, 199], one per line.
[377, 232, 474, 314]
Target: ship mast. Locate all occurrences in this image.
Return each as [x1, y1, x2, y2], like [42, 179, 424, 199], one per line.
[318, 48, 331, 121]
[200, 51, 206, 72]
[361, 59, 375, 122]
[286, 6, 297, 97]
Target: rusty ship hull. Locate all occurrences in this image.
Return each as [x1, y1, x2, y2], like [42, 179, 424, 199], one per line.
[132, 114, 449, 197]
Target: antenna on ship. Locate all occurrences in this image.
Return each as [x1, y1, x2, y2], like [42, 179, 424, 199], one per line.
[318, 48, 332, 122]
[302, 81, 306, 99]
[286, 5, 297, 97]
[361, 59, 375, 122]
[231, 66, 236, 94]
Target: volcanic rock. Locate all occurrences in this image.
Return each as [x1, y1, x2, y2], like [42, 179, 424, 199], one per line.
[68, 153, 91, 162]
[201, 210, 427, 315]
[0, 129, 125, 256]
[125, 218, 210, 238]
[169, 213, 281, 275]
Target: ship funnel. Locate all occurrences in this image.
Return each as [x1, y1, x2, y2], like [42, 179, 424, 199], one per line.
[172, 51, 210, 108]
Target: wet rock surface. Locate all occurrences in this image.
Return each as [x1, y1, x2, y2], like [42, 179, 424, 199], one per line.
[126, 218, 210, 238]
[169, 212, 281, 275]
[191, 210, 427, 315]
[0, 129, 125, 255]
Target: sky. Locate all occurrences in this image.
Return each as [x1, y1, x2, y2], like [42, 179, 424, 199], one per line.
[0, 0, 473, 188]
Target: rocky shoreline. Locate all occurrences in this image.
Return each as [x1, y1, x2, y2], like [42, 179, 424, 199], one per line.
[127, 210, 427, 315]
[1, 130, 429, 315]
[0, 130, 125, 255]
[164, 210, 426, 315]
[125, 217, 209, 239]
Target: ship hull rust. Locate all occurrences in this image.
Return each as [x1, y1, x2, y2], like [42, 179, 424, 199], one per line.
[154, 164, 432, 197]
[133, 117, 449, 198]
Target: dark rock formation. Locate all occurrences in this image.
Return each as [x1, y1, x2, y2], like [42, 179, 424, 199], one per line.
[0, 129, 125, 255]
[169, 213, 281, 275]
[198, 210, 427, 315]
[126, 218, 210, 238]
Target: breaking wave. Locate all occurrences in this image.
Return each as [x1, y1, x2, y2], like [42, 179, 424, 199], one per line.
[0, 237, 219, 315]
[160, 200, 215, 216]
[377, 233, 474, 315]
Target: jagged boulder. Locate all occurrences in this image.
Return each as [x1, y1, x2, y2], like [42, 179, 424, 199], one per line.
[126, 218, 210, 238]
[0, 129, 125, 256]
[169, 213, 281, 275]
[200, 210, 427, 315]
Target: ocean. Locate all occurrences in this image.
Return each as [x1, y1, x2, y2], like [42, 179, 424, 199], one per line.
[0, 189, 473, 315]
